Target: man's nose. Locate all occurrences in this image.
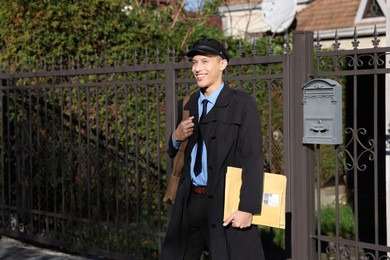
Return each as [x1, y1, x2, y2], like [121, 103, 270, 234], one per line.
[193, 63, 203, 71]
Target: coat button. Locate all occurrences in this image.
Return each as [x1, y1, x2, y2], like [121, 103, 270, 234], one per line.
[211, 136, 216, 140]
[208, 195, 213, 199]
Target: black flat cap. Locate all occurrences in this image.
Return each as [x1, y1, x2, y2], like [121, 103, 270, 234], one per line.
[186, 39, 230, 62]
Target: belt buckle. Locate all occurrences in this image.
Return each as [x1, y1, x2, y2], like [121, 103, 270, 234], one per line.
[192, 186, 207, 195]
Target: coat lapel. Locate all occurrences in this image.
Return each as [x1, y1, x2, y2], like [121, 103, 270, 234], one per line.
[202, 83, 233, 123]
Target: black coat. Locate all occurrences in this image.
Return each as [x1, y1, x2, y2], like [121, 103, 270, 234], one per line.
[161, 85, 265, 260]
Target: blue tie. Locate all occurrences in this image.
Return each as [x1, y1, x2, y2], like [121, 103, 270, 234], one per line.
[194, 100, 208, 176]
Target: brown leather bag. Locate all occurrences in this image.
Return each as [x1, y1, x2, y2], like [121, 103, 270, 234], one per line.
[163, 96, 190, 204]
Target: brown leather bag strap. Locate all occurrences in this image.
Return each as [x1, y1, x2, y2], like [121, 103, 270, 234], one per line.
[182, 95, 190, 121]
[163, 95, 191, 204]
[170, 96, 190, 177]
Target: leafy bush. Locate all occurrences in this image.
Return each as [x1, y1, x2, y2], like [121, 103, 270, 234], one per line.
[0, 0, 223, 64]
[259, 204, 355, 253]
[318, 205, 355, 239]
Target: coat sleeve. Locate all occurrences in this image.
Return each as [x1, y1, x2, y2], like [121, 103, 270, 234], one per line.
[237, 96, 264, 214]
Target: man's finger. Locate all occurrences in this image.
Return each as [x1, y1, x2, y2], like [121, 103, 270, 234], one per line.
[223, 215, 234, 226]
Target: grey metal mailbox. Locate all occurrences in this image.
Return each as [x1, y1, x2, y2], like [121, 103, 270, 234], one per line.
[302, 79, 342, 145]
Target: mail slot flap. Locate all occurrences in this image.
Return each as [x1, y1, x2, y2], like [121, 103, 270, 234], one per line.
[304, 87, 334, 96]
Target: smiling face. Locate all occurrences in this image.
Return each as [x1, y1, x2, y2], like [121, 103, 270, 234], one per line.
[191, 54, 228, 97]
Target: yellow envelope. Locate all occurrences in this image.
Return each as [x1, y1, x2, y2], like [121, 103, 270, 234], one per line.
[224, 166, 286, 229]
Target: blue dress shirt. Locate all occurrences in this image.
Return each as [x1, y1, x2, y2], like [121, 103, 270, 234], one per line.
[172, 83, 225, 186]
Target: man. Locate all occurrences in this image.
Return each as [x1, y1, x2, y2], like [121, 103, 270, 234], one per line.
[161, 39, 265, 260]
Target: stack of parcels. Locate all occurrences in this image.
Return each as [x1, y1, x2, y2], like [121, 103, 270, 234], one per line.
[224, 166, 287, 229]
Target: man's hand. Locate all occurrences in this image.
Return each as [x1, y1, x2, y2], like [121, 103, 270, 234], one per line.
[223, 210, 253, 229]
[173, 116, 195, 141]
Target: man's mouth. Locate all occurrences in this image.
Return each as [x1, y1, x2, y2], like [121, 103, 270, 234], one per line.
[196, 74, 207, 80]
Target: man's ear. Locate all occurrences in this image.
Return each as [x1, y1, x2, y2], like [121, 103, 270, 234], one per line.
[220, 59, 228, 71]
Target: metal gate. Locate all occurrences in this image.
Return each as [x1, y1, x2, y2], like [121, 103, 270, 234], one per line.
[288, 31, 390, 260]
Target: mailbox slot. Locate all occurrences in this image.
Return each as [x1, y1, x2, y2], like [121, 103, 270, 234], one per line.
[304, 88, 333, 95]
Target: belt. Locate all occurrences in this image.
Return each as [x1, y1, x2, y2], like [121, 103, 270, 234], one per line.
[192, 186, 207, 195]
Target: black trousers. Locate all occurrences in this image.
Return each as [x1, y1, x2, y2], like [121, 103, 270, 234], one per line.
[183, 191, 210, 260]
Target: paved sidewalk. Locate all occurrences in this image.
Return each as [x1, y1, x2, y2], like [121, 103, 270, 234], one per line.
[0, 237, 96, 260]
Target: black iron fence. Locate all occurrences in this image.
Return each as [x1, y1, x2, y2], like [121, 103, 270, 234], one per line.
[0, 37, 287, 259]
[0, 60, 172, 259]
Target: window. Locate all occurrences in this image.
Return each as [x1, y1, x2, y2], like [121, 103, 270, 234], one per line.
[355, 0, 385, 23]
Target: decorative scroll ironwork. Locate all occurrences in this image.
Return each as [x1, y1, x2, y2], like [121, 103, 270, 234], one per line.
[325, 244, 353, 259]
[364, 252, 390, 260]
[318, 51, 390, 72]
[324, 243, 390, 260]
[339, 127, 374, 172]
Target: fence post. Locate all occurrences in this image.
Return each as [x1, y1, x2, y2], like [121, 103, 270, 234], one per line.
[286, 30, 315, 260]
[164, 62, 178, 220]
